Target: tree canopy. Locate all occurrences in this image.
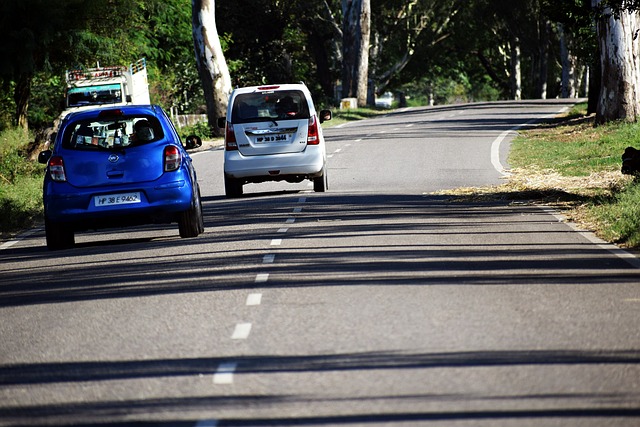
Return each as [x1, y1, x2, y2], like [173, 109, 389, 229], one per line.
[1, 0, 637, 131]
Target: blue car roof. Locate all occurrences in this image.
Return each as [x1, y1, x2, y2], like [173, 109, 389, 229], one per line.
[62, 105, 163, 123]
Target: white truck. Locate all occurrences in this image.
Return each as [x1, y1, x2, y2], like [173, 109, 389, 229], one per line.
[60, 58, 151, 121]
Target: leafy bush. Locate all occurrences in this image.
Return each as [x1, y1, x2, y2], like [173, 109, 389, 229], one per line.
[0, 128, 44, 235]
[177, 120, 215, 141]
[0, 176, 43, 232]
[586, 182, 640, 247]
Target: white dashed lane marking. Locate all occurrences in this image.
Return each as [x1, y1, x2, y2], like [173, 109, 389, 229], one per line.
[246, 293, 262, 306]
[255, 273, 269, 283]
[210, 197, 308, 401]
[231, 323, 252, 340]
[213, 362, 237, 385]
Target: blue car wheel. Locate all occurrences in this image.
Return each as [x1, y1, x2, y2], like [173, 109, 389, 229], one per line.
[178, 184, 204, 238]
[45, 216, 75, 250]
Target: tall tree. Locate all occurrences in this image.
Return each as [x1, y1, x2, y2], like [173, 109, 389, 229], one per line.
[342, 0, 371, 106]
[542, 0, 598, 110]
[0, 0, 71, 130]
[370, 0, 463, 95]
[0, 0, 144, 131]
[191, 0, 232, 136]
[592, 0, 640, 123]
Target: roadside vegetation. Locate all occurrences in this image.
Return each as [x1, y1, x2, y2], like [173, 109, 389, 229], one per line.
[512, 103, 640, 248]
[440, 102, 640, 249]
[0, 129, 44, 238]
[2, 103, 640, 249]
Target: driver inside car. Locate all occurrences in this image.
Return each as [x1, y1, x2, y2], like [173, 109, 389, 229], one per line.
[130, 119, 155, 143]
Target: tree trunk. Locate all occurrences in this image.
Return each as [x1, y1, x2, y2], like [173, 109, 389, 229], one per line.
[535, 20, 549, 100]
[510, 36, 522, 100]
[306, 26, 335, 101]
[588, 62, 600, 115]
[593, 0, 640, 124]
[355, 0, 370, 107]
[559, 23, 578, 98]
[14, 73, 31, 131]
[341, 0, 370, 107]
[192, 0, 232, 137]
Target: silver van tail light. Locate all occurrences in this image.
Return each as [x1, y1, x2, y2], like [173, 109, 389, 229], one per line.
[225, 122, 238, 150]
[307, 115, 319, 145]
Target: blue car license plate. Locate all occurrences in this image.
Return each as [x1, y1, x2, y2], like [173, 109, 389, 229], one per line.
[94, 192, 141, 207]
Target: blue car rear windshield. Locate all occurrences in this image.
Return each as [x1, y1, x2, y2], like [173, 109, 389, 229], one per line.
[232, 90, 310, 124]
[62, 115, 164, 150]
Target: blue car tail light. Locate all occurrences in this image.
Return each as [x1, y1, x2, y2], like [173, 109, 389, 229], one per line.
[164, 145, 181, 172]
[48, 156, 67, 182]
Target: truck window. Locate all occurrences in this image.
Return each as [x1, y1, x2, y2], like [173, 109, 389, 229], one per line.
[67, 83, 123, 107]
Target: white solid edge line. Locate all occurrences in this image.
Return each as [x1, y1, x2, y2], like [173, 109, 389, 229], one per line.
[545, 208, 640, 270]
[490, 105, 639, 268]
[491, 107, 570, 177]
[0, 228, 39, 251]
[491, 130, 514, 176]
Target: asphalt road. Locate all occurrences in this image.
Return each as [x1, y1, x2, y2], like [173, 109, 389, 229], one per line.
[1, 99, 640, 426]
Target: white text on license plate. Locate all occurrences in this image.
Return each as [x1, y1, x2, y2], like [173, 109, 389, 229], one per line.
[256, 134, 291, 143]
[95, 192, 141, 207]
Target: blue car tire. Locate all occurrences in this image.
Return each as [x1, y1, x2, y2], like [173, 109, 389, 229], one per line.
[178, 185, 204, 238]
[45, 216, 75, 250]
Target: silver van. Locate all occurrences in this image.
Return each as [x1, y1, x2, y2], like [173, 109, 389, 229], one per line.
[218, 84, 332, 197]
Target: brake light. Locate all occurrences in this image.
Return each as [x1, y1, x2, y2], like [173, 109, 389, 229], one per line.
[164, 145, 181, 171]
[48, 156, 66, 182]
[225, 122, 238, 151]
[257, 85, 280, 91]
[307, 115, 319, 145]
[98, 109, 125, 118]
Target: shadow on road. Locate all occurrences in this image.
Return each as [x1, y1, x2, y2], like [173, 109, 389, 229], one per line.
[1, 192, 638, 308]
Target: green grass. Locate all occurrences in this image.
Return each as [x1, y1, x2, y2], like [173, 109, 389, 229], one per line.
[510, 105, 640, 176]
[510, 102, 640, 248]
[587, 184, 640, 247]
[0, 128, 45, 238]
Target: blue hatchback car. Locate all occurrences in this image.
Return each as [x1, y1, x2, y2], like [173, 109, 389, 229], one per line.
[38, 105, 204, 250]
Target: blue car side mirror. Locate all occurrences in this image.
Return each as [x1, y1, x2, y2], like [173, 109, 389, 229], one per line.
[38, 150, 52, 164]
[185, 135, 202, 150]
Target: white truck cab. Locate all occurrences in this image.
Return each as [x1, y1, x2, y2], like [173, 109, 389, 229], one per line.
[60, 58, 151, 123]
